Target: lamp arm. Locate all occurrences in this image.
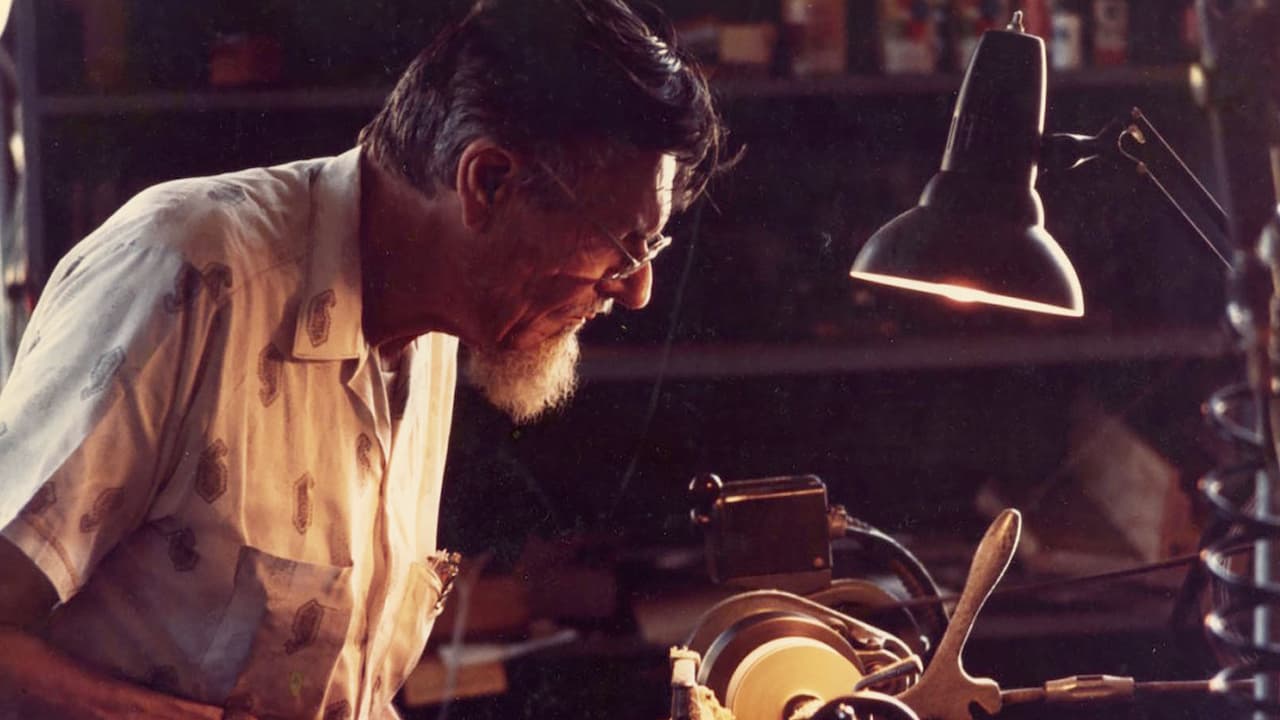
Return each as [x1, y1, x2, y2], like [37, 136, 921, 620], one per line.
[1118, 108, 1233, 267]
[1041, 108, 1232, 269]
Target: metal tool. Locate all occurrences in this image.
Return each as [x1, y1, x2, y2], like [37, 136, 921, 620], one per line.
[685, 590, 920, 720]
[896, 509, 1022, 720]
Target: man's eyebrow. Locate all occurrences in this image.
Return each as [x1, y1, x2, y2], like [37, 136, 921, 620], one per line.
[631, 211, 666, 238]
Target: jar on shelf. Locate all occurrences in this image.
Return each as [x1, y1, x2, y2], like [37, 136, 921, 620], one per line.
[1091, 0, 1128, 66]
[782, 0, 849, 76]
[720, 23, 780, 72]
[950, 0, 1011, 71]
[1017, 0, 1054, 40]
[209, 34, 284, 88]
[1049, 0, 1086, 70]
[208, 0, 287, 88]
[77, 0, 127, 91]
[878, 0, 941, 75]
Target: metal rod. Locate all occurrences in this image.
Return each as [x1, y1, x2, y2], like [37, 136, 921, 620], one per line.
[1258, 466, 1279, 718]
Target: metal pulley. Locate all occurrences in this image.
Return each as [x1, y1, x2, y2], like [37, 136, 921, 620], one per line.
[683, 590, 922, 720]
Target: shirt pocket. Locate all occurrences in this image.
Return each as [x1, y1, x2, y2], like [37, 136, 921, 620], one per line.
[378, 556, 452, 698]
[199, 545, 353, 718]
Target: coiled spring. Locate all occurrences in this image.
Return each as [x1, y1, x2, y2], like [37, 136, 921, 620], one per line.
[1201, 382, 1280, 716]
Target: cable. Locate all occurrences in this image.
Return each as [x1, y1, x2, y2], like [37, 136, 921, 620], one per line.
[876, 545, 1252, 614]
[825, 510, 949, 657]
[603, 198, 704, 521]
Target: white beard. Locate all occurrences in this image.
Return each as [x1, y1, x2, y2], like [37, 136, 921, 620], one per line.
[464, 329, 581, 424]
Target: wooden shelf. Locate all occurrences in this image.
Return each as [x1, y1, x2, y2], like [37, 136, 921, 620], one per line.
[1050, 63, 1192, 92]
[714, 64, 1191, 100]
[37, 86, 391, 117]
[577, 326, 1229, 382]
[36, 65, 1192, 118]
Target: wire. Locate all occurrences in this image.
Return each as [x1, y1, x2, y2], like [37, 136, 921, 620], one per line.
[880, 543, 1254, 613]
[603, 198, 704, 521]
[828, 512, 948, 656]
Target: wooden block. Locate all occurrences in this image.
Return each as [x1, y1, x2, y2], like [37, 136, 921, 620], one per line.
[433, 576, 530, 638]
[400, 657, 508, 707]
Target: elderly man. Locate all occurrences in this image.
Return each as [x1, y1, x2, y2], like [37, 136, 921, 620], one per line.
[0, 0, 729, 717]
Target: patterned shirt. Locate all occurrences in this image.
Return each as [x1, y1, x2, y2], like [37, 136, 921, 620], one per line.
[0, 148, 459, 719]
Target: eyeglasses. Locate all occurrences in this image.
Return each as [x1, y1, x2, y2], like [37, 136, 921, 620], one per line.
[537, 162, 673, 282]
[595, 224, 673, 282]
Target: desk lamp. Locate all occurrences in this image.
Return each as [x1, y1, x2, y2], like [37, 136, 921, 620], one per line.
[849, 13, 1083, 317]
[849, 12, 1230, 317]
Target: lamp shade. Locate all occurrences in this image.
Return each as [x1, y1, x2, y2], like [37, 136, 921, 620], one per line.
[850, 20, 1083, 318]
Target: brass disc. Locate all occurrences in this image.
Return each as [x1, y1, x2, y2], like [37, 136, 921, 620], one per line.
[723, 636, 863, 720]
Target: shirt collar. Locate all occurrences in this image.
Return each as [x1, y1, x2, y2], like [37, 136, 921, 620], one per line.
[292, 147, 367, 361]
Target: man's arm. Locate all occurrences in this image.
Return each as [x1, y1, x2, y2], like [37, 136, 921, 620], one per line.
[0, 229, 245, 718]
[0, 538, 230, 720]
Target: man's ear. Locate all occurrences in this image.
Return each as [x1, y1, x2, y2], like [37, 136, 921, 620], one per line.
[457, 139, 520, 230]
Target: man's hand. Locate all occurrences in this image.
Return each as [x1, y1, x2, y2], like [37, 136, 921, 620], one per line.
[0, 538, 237, 720]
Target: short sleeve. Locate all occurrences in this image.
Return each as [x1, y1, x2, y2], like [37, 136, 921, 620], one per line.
[0, 226, 223, 602]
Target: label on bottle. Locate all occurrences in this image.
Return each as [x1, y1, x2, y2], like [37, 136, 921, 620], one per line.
[784, 0, 848, 76]
[1092, 0, 1128, 66]
[1051, 11, 1084, 70]
[951, 0, 1010, 72]
[878, 0, 938, 74]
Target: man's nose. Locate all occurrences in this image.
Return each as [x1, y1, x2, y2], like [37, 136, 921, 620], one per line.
[599, 264, 652, 310]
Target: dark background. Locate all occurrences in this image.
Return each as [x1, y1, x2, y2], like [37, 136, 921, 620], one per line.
[12, 1, 1254, 718]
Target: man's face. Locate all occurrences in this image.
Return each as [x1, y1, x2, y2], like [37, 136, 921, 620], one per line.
[465, 151, 678, 423]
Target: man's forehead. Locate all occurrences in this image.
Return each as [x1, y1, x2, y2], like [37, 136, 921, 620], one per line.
[586, 152, 677, 221]
[657, 153, 678, 194]
[653, 153, 678, 226]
